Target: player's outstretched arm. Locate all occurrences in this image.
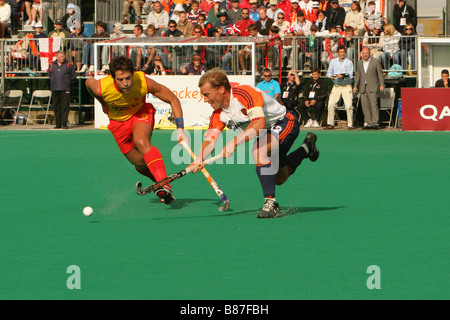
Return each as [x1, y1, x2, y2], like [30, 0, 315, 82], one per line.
[85, 78, 108, 114]
[145, 76, 187, 143]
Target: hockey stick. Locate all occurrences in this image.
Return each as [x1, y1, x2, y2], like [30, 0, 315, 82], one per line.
[135, 153, 223, 196]
[180, 141, 230, 212]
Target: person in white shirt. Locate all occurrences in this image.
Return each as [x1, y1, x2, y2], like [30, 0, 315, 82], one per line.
[189, 69, 320, 218]
[0, 0, 11, 38]
[267, 0, 284, 20]
[147, 0, 170, 35]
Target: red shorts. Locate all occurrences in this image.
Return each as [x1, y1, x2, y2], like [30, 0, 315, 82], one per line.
[107, 103, 156, 154]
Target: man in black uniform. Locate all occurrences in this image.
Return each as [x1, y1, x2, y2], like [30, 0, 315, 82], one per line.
[280, 69, 301, 113]
[298, 68, 328, 128]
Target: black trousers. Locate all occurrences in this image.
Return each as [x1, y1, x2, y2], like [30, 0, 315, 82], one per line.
[52, 91, 70, 127]
[298, 99, 325, 123]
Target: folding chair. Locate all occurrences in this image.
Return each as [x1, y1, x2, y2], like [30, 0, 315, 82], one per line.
[26, 90, 52, 125]
[1, 90, 23, 125]
[378, 87, 396, 128]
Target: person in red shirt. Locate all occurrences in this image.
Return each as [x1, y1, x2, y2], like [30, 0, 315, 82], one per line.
[278, 0, 292, 14]
[235, 7, 255, 36]
[199, 0, 214, 13]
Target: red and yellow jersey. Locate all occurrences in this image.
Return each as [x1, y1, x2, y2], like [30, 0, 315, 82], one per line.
[208, 85, 286, 132]
[100, 71, 149, 121]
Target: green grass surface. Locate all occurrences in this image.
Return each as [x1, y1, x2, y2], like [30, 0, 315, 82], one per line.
[0, 130, 449, 300]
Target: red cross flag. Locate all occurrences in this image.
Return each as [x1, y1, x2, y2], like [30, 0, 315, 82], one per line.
[226, 25, 241, 36]
[38, 37, 61, 71]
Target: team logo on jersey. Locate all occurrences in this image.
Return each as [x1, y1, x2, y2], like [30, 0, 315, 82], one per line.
[226, 120, 249, 131]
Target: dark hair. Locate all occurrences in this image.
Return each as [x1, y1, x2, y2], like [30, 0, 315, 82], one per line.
[337, 45, 346, 52]
[442, 69, 449, 75]
[311, 67, 320, 74]
[134, 24, 143, 32]
[109, 56, 134, 79]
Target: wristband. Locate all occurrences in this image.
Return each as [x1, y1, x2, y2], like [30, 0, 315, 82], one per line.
[175, 117, 184, 129]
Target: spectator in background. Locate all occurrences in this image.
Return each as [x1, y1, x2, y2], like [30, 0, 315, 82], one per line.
[380, 23, 401, 70]
[344, 1, 365, 36]
[309, 1, 320, 23]
[147, 0, 170, 35]
[187, 0, 203, 24]
[181, 53, 207, 75]
[314, 9, 327, 34]
[364, 0, 384, 31]
[353, 46, 385, 130]
[393, 0, 417, 34]
[249, 0, 260, 22]
[294, 10, 312, 36]
[255, 6, 273, 36]
[85, 20, 109, 72]
[183, 0, 192, 13]
[399, 23, 416, 73]
[325, 0, 345, 33]
[69, 22, 86, 72]
[170, 3, 185, 24]
[61, 2, 82, 33]
[177, 10, 194, 36]
[144, 54, 169, 75]
[163, 19, 183, 37]
[130, 24, 147, 70]
[298, 24, 322, 70]
[142, 0, 154, 15]
[235, 7, 254, 36]
[109, 22, 126, 64]
[48, 19, 70, 57]
[325, 46, 355, 130]
[7, 0, 20, 32]
[256, 68, 281, 100]
[227, 0, 242, 24]
[0, 0, 11, 38]
[341, 26, 357, 61]
[48, 50, 76, 129]
[363, 22, 384, 59]
[197, 13, 212, 36]
[280, 69, 301, 113]
[213, 9, 232, 36]
[267, 0, 283, 21]
[162, 0, 176, 17]
[207, 0, 222, 26]
[122, 0, 144, 24]
[298, 68, 327, 128]
[435, 69, 449, 88]
[286, 0, 300, 23]
[199, 0, 214, 14]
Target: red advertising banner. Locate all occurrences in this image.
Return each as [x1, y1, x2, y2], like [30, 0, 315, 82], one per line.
[401, 88, 450, 131]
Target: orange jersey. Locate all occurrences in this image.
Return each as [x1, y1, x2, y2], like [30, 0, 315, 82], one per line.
[100, 71, 149, 121]
[208, 85, 286, 132]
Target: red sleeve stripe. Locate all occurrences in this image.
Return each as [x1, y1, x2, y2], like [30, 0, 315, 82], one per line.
[233, 88, 255, 109]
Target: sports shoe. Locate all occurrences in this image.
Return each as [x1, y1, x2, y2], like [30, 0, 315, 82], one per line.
[155, 185, 175, 205]
[303, 132, 319, 162]
[312, 120, 320, 128]
[304, 119, 313, 128]
[257, 199, 281, 219]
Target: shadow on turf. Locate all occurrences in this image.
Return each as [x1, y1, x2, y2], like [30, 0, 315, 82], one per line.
[150, 197, 345, 220]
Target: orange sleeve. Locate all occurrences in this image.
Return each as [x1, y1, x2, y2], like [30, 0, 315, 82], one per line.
[232, 85, 264, 111]
[233, 85, 265, 121]
[208, 109, 226, 132]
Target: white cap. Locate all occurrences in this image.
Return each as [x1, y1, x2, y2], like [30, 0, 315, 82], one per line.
[34, 21, 43, 28]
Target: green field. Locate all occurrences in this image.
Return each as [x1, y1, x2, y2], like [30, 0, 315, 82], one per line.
[0, 129, 449, 300]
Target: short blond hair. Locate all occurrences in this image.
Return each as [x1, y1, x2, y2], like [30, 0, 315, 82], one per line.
[198, 68, 231, 91]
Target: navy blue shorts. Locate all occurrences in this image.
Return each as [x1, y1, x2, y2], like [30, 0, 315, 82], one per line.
[255, 111, 299, 169]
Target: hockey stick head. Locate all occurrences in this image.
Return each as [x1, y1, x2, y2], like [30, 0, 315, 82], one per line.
[219, 198, 231, 212]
